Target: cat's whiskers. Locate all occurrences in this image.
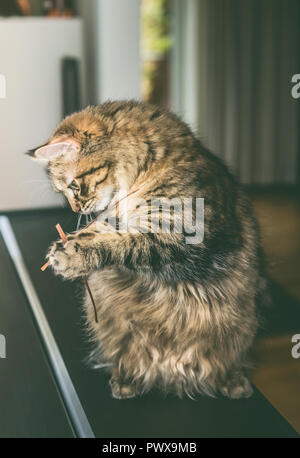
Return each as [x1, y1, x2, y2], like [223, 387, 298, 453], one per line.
[76, 214, 83, 231]
[78, 185, 144, 234]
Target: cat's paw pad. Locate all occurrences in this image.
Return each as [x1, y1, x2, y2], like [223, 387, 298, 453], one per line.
[220, 373, 253, 399]
[47, 238, 86, 279]
[109, 378, 137, 400]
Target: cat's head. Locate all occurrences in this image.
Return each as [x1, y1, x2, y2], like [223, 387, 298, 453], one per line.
[27, 107, 126, 214]
[27, 101, 189, 214]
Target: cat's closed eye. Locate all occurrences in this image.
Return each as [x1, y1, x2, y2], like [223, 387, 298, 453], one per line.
[69, 180, 80, 196]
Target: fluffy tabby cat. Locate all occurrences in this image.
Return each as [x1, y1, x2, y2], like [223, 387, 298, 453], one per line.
[29, 101, 267, 399]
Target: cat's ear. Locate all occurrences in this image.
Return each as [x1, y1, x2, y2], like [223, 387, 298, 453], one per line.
[27, 139, 80, 162]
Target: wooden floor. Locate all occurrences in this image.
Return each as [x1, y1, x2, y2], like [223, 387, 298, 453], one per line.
[249, 188, 300, 433]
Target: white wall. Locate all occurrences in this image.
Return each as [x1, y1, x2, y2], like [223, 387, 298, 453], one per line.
[0, 4, 142, 211]
[95, 0, 141, 102]
[79, 0, 141, 104]
[0, 18, 84, 211]
[78, 0, 99, 104]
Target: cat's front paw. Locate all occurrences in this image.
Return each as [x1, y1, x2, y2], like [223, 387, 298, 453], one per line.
[47, 237, 89, 279]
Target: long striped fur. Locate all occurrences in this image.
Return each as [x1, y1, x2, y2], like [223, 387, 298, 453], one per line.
[31, 101, 267, 399]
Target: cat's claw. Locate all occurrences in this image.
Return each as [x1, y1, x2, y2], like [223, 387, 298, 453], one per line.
[47, 238, 88, 279]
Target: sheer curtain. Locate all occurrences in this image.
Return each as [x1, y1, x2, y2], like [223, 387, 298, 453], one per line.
[172, 0, 299, 184]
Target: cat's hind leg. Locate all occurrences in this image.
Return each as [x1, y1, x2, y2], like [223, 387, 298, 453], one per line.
[109, 368, 138, 400]
[219, 370, 253, 399]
